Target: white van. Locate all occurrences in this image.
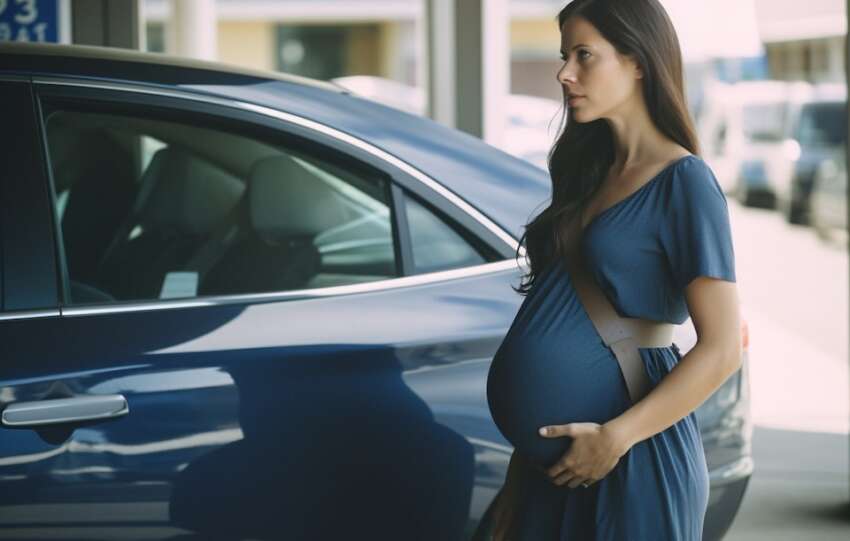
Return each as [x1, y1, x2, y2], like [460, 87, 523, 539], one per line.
[771, 83, 847, 224]
[698, 79, 813, 205]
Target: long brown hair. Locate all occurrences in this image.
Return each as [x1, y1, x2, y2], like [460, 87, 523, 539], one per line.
[512, 0, 701, 295]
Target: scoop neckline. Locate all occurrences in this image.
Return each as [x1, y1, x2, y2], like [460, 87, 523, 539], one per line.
[581, 153, 696, 234]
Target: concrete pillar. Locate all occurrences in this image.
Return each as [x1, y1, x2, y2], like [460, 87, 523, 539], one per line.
[425, 0, 509, 147]
[414, 14, 427, 89]
[170, 0, 217, 61]
[479, 0, 509, 149]
[786, 42, 806, 81]
[71, 0, 142, 49]
[828, 36, 844, 83]
[426, 0, 457, 128]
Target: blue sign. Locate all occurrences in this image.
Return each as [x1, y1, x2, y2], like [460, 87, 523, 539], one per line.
[0, 0, 61, 43]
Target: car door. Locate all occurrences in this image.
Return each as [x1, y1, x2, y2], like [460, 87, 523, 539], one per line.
[0, 77, 522, 540]
[0, 77, 66, 535]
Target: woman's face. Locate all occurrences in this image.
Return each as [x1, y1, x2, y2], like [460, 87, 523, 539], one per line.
[556, 16, 643, 123]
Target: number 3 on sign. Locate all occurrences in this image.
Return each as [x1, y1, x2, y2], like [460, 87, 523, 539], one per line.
[15, 0, 39, 25]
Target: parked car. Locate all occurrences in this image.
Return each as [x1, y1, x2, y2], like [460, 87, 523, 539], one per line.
[0, 42, 751, 541]
[698, 79, 813, 207]
[331, 75, 562, 171]
[772, 84, 847, 225]
[810, 151, 847, 245]
[695, 80, 740, 196]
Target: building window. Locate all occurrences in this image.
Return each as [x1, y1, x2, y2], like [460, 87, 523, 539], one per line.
[146, 22, 165, 53]
[275, 24, 380, 80]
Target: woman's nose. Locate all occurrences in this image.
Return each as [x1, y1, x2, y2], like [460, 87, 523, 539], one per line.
[557, 64, 574, 85]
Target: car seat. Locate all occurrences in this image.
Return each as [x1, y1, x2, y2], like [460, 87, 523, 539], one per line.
[96, 147, 244, 301]
[199, 154, 349, 296]
[48, 124, 136, 287]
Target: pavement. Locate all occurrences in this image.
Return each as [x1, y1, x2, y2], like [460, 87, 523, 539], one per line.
[725, 427, 849, 540]
[719, 201, 850, 540]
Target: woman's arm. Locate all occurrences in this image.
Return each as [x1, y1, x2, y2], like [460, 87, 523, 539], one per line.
[604, 275, 742, 451]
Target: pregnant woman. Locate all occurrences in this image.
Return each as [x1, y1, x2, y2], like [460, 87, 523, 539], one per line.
[486, 0, 742, 539]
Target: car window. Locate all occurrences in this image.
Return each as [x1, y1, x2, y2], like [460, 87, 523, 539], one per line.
[41, 107, 399, 305]
[403, 191, 488, 274]
[795, 101, 848, 146]
[741, 102, 787, 142]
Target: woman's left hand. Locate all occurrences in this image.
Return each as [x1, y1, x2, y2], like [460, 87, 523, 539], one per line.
[537, 421, 633, 488]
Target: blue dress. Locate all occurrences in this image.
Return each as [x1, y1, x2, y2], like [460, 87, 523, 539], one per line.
[486, 154, 737, 540]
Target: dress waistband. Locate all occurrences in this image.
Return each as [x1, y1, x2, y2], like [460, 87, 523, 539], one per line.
[617, 316, 675, 348]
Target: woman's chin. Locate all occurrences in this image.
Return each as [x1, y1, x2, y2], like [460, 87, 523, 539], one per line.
[569, 108, 594, 123]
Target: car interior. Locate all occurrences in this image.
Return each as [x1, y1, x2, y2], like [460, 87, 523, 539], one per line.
[43, 108, 403, 305]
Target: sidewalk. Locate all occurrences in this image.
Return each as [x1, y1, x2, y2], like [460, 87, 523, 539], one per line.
[725, 426, 850, 540]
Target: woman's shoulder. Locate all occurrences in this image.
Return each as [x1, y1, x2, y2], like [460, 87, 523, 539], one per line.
[662, 153, 726, 203]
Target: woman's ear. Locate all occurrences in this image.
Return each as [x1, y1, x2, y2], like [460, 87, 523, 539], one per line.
[631, 57, 643, 80]
[623, 53, 643, 79]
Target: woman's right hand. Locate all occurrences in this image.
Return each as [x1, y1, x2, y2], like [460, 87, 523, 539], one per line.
[490, 450, 529, 541]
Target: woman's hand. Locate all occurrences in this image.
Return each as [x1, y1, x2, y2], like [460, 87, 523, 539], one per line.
[537, 421, 632, 488]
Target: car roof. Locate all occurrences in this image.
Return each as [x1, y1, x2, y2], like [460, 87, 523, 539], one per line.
[0, 41, 347, 92]
[0, 42, 550, 245]
[808, 82, 846, 102]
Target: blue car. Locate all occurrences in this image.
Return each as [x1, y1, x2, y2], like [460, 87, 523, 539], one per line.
[0, 42, 752, 541]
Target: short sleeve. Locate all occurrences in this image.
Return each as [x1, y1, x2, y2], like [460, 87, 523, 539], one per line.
[659, 159, 737, 290]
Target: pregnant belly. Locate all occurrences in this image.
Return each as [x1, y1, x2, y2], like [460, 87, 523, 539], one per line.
[486, 268, 631, 469]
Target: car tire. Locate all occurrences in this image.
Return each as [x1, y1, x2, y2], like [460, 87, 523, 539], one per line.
[735, 181, 754, 207]
[783, 197, 808, 225]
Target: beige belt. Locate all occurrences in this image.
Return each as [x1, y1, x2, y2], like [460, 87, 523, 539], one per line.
[565, 213, 675, 403]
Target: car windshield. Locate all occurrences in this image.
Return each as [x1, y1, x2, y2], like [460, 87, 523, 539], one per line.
[741, 102, 787, 141]
[796, 101, 847, 146]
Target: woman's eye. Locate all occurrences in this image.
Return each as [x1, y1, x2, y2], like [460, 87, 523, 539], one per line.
[560, 50, 590, 61]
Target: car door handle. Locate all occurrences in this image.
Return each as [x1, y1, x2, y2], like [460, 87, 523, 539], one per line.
[1, 394, 129, 428]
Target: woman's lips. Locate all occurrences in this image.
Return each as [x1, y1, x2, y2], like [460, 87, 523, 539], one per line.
[568, 96, 585, 106]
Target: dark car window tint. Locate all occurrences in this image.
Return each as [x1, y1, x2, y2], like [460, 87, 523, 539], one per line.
[403, 192, 487, 274]
[41, 108, 398, 305]
[795, 101, 848, 146]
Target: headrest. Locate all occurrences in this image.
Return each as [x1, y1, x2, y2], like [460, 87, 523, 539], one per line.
[248, 154, 348, 239]
[138, 148, 245, 235]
